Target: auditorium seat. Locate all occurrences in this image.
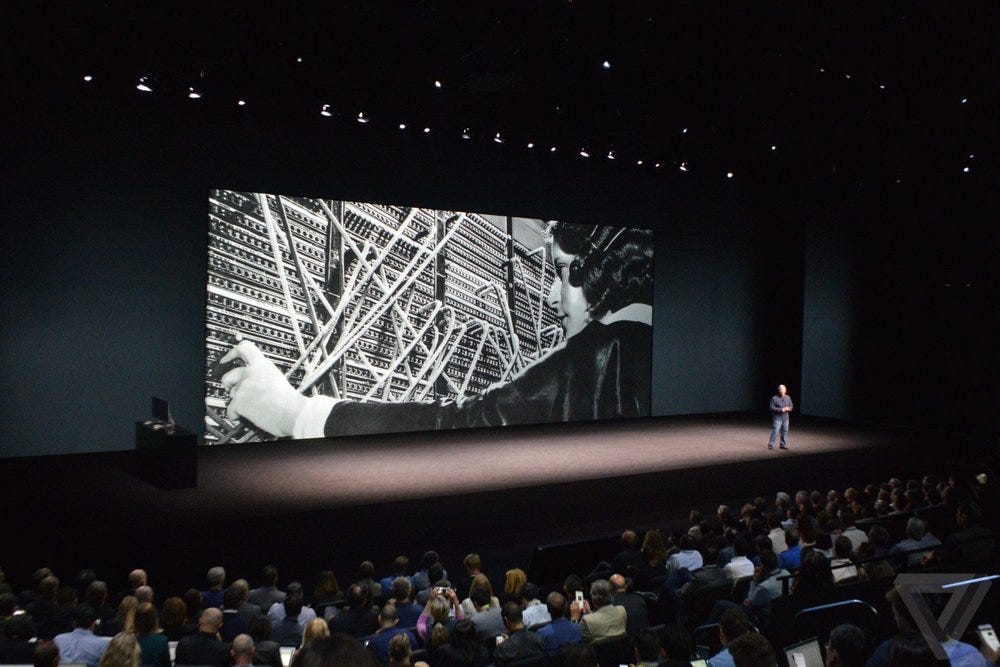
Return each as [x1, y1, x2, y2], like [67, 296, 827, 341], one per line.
[792, 599, 881, 646]
[590, 634, 633, 667]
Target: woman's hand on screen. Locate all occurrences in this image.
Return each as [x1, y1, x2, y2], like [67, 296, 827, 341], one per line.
[220, 340, 306, 437]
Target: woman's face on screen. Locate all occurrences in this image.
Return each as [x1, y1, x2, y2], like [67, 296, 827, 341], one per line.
[546, 243, 591, 339]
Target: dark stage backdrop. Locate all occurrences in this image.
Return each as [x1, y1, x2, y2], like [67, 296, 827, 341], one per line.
[3, 95, 771, 458]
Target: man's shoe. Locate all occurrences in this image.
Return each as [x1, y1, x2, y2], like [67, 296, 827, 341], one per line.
[767, 444, 774, 450]
[779, 445, 789, 450]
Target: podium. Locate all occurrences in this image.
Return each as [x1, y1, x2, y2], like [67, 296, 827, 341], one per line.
[135, 422, 198, 489]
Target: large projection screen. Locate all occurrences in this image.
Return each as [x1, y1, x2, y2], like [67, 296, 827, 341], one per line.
[205, 190, 653, 444]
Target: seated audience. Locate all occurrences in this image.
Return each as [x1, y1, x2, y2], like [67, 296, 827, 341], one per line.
[726, 631, 775, 667]
[708, 606, 749, 667]
[311, 571, 343, 617]
[356, 561, 383, 607]
[830, 535, 859, 584]
[431, 618, 489, 667]
[519, 582, 551, 628]
[34, 639, 60, 667]
[388, 577, 422, 629]
[456, 554, 483, 600]
[134, 602, 170, 667]
[369, 604, 417, 666]
[889, 517, 941, 568]
[571, 579, 625, 644]
[160, 596, 196, 641]
[460, 574, 499, 618]
[386, 632, 429, 667]
[536, 592, 582, 657]
[380, 557, 412, 596]
[779, 527, 802, 570]
[723, 536, 755, 580]
[248, 566, 285, 610]
[222, 584, 259, 642]
[412, 552, 447, 593]
[201, 566, 226, 610]
[492, 602, 545, 666]
[175, 607, 231, 667]
[248, 615, 282, 667]
[825, 623, 869, 667]
[500, 569, 526, 607]
[611, 529, 644, 575]
[328, 584, 378, 639]
[1, 613, 39, 664]
[609, 574, 648, 635]
[54, 607, 110, 667]
[665, 532, 701, 578]
[418, 588, 462, 647]
[231, 634, 255, 667]
[98, 632, 140, 667]
[633, 627, 663, 667]
[268, 582, 316, 629]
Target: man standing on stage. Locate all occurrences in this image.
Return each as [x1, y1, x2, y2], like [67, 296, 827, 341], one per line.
[768, 384, 793, 450]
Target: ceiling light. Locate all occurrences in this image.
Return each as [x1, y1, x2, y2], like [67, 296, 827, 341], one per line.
[136, 76, 152, 92]
[188, 87, 201, 99]
[321, 104, 332, 117]
[357, 112, 369, 123]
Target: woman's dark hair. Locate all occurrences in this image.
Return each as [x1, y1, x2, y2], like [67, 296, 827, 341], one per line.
[549, 222, 653, 319]
[447, 619, 479, 661]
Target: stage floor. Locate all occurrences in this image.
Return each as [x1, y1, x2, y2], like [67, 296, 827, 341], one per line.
[2, 412, 979, 595]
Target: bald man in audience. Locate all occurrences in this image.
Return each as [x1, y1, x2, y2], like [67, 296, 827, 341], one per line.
[175, 607, 231, 667]
[231, 634, 255, 667]
[609, 574, 648, 636]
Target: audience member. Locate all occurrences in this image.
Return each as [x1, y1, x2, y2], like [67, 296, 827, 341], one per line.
[175, 607, 231, 667]
[825, 623, 869, 667]
[98, 596, 137, 638]
[457, 554, 483, 600]
[431, 618, 490, 667]
[231, 633, 255, 667]
[659, 624, 693, 666]
[633, 627, 662, 667]
[830, 535, 859, 584]
[500, 569, 526, 607]
[536, 592, 582, 657]
[248, 615, 282, 667]
[419, 588, 462, 647]
[412, 552, 447, 593]
[571, 579, 625, 644]
[310, 571, 342, 617]
[889, 517, 940, 568]
[380, 557, 412, 597]
[519, 582, 551, 628]
[202, 566, 227, 609]
[356, 561, 383, 607]
[388, 577, 422, 628]
[460, 575, 499, 618]
[611, 530, 644, 575]
[1, 613, 39, 664]
[779, 528, 802, 570]
[97, 632, 140, 667]
[609, 574, 648, 635]
[369, 604, 417, 666]
[726, 631, 776, 667]
[707, 607, 749, 667]
[724, 536, 755, 580]
[222, 584, 259, 642]
[273, 592, 307, 647]
[81, 581, 116, 625]
[492, 602, 545, 666]
[248, 566, 285, 610]
[330, 584, 378, 639]
[33, 639, 60, 667]
[53, 607, 110, 667]
[160, 596, 195, 641]
[839, 510, 867, 553]
[134, 601, 170, 667]
[386, 633, 428, 667]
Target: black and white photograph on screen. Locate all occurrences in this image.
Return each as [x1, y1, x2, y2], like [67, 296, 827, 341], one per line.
[205, 190, 653, 444]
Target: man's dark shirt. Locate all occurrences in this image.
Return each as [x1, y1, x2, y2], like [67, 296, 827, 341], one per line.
[493, 629, 545, 667]
[328, 607, 378, 639]
[612, 592, 649, 636]
[394, 602, 422, 629]
[175, 631, 231, 667]
[0, 637, 36, 664]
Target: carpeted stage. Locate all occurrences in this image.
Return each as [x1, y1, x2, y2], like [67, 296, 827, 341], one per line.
[1, 413, 984, 594]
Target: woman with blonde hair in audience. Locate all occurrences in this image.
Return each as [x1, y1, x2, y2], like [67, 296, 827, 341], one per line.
[292, 617, 330, 662]
[500, 568, 526, 606]
[101, 596, 138, 637]
[459, 574, 498, 617]
[134, 602, 170, 667]
[99, 632, 141, 667]
[417, 588, 462, 650]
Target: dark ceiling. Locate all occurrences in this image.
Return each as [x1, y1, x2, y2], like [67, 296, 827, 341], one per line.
[9, 2, 996, 183]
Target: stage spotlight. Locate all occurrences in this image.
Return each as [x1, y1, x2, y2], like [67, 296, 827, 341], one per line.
[527, 142, 534, 149]
[602, 60, 611, 70]
[357, 112, 369, 123]
[607, 150, 615, 160]
[296, 56, 303, 63]
[771, 145, 777, 151]
[679, 162, 688, 172]
[461, 128, 471, 140]
[682, 127, 688, 134]
[727, 171, 734, 178]
[494, 132, 504, 144]
[398, 123, 406, 130]
[423, 127, 431, 133]
[579, 148, 590, 157]
[636, 160, 643, 165]
[434, 80, 442, 88]
[83, 74, 93, 82]
[550, 146, 557, 152]
[188, 87, 201, 99]
[963, 166, 970, 172]
[238, 99, 246, 106]
[136, 76, 152, 92]
[320, 104, 332, 117]
[654, 163, 661, 168]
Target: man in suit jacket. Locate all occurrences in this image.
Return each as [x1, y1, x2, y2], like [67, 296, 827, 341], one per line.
[175, 607, 231, 667]
[220, 585, 259, 642]
[570, 580, 626, 644]
[609, 574, 648, 636]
